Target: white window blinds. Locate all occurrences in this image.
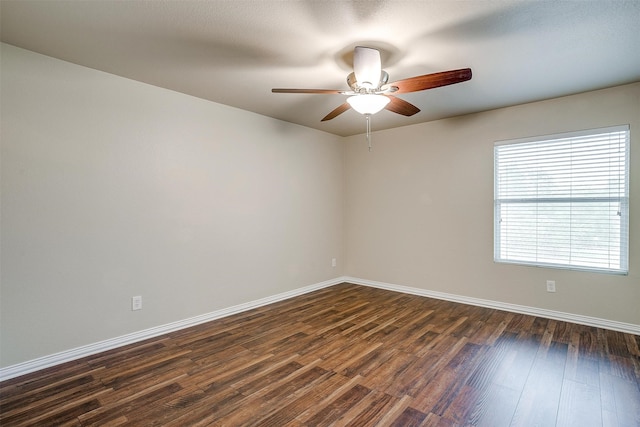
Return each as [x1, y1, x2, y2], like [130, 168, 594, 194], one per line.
[494, 125, 629, 274]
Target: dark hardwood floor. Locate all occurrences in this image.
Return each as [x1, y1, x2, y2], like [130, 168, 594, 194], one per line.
[1, 283, 639, 426]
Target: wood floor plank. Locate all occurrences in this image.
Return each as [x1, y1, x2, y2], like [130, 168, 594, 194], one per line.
[388, 406, 428, 426]
[467, 311, 510, 346]
[0, 376, 105, 422]
[1, 283, 638, 426]
[77, 374, 187, 425]
[600, 371, 640, 427]
[556, 379, 602, 427]
[333, 390, 398, 427]
[411, 341, 484, 414]
[468, 383, 521, 427]
[0, 371, 99, 409]
[358, 349, 416, 397]
[492, 333, 539, 391]
[335, 345, 394, 379]
[82, 382, 183, 426]
[159, 385, 246, 427]
[24, 399, 100, 427]
[319, 341, 383, 373]
[294, 374, 365, 424]
[510, 341, 568, 426]
[215, 368, 339, 425]
[296, 383, 372, 427]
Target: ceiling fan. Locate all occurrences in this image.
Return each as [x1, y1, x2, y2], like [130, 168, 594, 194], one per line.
[272, 46, 472, 122]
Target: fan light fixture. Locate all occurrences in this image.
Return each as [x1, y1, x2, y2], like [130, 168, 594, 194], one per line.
[347, 94, 390, 115]
[272, 45, 472, 151]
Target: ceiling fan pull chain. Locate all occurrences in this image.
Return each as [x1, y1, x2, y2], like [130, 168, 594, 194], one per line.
[366, 114, 372, 152]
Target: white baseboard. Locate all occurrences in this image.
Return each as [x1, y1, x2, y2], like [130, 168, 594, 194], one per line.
[344, 276, 640, 336]
[0, 277, 343, 382]
[3, 275, 638, 382]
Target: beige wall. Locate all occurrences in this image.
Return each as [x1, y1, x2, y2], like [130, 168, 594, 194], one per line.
[344, 82, 640, 325]
[2, 42, 638, 369]
[0, 44, 344, 367]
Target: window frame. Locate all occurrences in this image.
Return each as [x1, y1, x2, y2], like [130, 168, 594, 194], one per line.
[493, 125, 630, 275]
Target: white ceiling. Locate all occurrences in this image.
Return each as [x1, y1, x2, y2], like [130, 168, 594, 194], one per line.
[2, 1, 639, 137]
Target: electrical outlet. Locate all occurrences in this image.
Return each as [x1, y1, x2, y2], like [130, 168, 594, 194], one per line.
[546, 280, 556, 293]
[132, 295, 142, 310]
[332, 258, 337, 268]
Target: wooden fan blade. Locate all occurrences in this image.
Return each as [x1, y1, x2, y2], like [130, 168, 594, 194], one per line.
[321, 102, 351, 121]
[272, 88, 344, 94]
[388, 68, 472, 94]
[384, 95, 420, 116]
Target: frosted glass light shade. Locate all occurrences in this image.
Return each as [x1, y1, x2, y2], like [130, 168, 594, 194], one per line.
[347, 95, 390, 115]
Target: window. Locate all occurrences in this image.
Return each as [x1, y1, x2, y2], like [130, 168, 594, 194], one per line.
[494, 125, 629, 274]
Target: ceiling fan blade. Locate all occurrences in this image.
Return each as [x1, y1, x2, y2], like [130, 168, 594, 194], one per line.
[272, 88, 344, 94]
[353, 46, 382, 88]
[384, 95, 420, 116]
[388, 68, 472, 94]
[321, 102, 351, 121]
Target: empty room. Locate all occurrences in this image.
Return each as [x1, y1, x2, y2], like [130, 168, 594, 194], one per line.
[1, 1, 639, 426]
